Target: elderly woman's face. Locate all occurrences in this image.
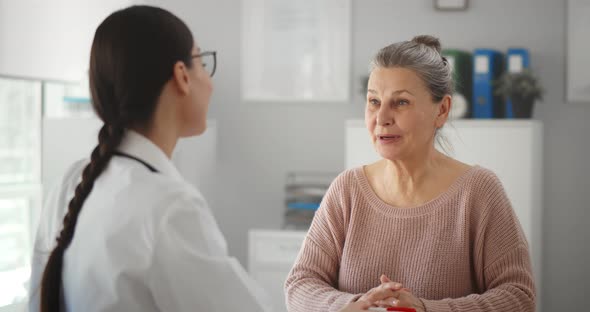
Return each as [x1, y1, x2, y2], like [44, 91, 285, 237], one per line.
[365, 67, 442, 161]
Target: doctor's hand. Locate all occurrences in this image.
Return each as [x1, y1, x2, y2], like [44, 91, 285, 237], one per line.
[372, 275, 426, 312]
[338, 300, 372, 311]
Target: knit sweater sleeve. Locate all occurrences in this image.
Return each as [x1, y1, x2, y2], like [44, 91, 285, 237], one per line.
[284, 171, 362, 312]
[420, 170, 536, 312]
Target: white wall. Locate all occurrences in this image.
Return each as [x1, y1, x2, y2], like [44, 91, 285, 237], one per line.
[0, 0, 134, 81]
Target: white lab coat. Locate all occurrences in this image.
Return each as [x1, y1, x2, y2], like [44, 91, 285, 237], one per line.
[29, 130, 271, 312]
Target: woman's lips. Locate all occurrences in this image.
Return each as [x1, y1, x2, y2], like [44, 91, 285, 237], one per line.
[377, 134, 402, 143]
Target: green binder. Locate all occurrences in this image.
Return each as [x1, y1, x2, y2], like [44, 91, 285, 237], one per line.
[442, 49, 473, 118]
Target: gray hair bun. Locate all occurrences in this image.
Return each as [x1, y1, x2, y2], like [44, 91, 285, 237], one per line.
[412, 35, 442, 53]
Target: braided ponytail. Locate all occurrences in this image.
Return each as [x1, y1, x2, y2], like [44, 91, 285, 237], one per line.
[40, 124, 124, 312]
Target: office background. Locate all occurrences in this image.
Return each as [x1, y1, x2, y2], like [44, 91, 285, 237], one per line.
[0, 0, 589, 311]
[172, 2, 589, 310]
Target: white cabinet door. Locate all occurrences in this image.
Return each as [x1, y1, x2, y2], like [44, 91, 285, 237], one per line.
[248, 230, 306, 312]
[440, 121, 543, 244]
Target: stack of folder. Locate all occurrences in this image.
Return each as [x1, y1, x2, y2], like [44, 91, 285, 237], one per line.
[442, 49, 473, 119]
[431, 47, 534, 119]
[472, 49, 505, 118]
[283, 172, 336, 230]
[504, 48, 530, 118]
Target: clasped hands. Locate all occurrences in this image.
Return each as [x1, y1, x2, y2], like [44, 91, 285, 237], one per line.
[339, 275, 426, 312]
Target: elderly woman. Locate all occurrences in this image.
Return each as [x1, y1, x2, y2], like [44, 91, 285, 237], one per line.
[284, 35, 535, 312]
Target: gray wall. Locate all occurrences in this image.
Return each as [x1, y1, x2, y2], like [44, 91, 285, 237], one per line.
[150, 0, 589, 310]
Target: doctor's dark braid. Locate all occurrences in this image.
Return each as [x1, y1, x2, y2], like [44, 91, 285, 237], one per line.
[40, 123, 124, 311]
[55, 124, 124, 248]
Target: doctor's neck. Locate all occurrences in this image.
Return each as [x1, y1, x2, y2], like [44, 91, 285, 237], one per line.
[132, 120, 179, 159]
[129, 75, 199, 159]
[131, 99, 180, 159]
[130, 81, 190, 158]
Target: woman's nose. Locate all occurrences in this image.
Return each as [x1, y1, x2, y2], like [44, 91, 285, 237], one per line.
[376, 106, 394, 126]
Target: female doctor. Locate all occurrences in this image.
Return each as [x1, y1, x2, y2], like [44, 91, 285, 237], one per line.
[28, 5, 394, 312]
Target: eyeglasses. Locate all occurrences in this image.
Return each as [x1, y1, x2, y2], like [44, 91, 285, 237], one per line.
[192, 51, 217, 77]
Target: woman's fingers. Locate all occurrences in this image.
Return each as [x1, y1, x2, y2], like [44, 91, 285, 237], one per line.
[362, 282, 402, 302]
[380, 275, 412, 293]
[383, 281, 403, 291]
[353, 300, 372, 309]
[374, 297, 399, 307]
[380, 274, 393, 284]
[374, 289, 423, 310]
[338, 300, 373, 311]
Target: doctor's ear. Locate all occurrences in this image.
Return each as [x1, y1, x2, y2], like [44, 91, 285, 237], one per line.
[171, 61, 191, 95]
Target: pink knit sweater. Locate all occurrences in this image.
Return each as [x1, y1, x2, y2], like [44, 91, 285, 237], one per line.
[284, 166, 535, 312]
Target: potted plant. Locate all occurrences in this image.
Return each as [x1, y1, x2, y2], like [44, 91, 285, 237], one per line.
[495, 69, 544, 118]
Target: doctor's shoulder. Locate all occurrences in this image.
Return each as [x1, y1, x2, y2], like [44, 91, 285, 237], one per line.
[145, 175, 226, 250]
[144, 173, 212, 217]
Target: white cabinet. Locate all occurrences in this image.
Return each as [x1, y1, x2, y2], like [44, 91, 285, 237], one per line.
[248, 229, 306, 312]
[346, 119, 543, 311]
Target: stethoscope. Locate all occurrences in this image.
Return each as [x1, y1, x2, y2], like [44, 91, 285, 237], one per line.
[113, 151, 159, 173]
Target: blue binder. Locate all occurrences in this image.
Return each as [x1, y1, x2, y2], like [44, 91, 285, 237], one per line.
[504, 48, 530, 118]
[472, 49, 504, 118]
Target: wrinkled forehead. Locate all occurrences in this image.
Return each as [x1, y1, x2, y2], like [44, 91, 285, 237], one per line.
[368, 67, 427, 95]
